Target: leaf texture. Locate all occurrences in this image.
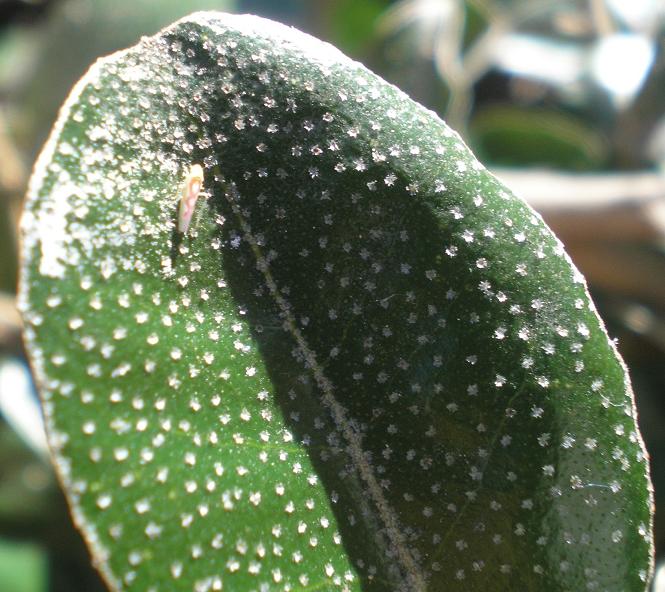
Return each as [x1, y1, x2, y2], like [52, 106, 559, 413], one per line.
[19, 12, 653, 592]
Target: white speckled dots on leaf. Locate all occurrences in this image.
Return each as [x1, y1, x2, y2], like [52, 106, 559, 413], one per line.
[19, 11, 653, 592]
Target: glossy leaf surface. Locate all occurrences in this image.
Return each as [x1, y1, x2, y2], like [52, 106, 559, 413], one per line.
[19, 12, 653, 592]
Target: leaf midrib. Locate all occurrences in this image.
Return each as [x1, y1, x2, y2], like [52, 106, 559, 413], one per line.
[224, 182, 428, 591]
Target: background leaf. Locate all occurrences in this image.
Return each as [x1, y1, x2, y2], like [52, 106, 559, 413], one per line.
[470, 106, 610, 170]
[0, 536, 46, 592]
[19, 12, 653, 591]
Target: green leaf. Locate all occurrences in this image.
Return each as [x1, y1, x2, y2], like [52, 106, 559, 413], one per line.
[0, 536, 47, 592]
[327, 0, 388, 55]
[470, 106, 610, 171]
[19, 12, 653, 592]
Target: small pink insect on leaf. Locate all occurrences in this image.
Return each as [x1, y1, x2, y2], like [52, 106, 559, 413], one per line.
[178, 164, 205, 234]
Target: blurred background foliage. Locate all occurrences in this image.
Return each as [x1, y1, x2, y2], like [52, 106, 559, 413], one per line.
[0, 0, 663, 590]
